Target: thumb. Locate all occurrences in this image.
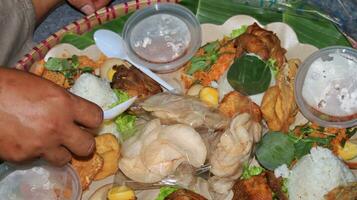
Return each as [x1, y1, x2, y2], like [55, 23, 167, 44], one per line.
[67, 0, 95, 15]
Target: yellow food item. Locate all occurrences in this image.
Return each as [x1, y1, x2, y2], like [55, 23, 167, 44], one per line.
[107, 186, 135, 200]
[94, 133, 121, 180]
[199, 87, 219, 106]
[338, 141, 357, 161]
[107, 67, 116, 81]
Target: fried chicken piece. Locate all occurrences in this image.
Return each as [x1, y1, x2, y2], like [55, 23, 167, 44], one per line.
[235, 23, 286, 68]
[93, 133, 121, 180]
[232, 173, 273, 200]
[71, 153, 104, 191]
[111, 64, 162, 99]
[325, 182, 357, 200]
[266, 171, 288, 200]
[218, 91, 262, 122]
[235, 33, 269, 60]
[165, 189, 207, 200]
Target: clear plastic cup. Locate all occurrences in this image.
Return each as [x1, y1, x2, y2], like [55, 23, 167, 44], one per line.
[122, 3, 202, 73]
[0, 160, 81, 200]
[295, 46, 357, 128]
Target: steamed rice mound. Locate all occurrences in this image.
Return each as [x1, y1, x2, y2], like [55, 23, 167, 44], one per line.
[288, 147, 356, 200]
[70, 73, 117, 110]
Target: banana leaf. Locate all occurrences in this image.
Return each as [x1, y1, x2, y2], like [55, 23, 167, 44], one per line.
[61, 0, 350, 49]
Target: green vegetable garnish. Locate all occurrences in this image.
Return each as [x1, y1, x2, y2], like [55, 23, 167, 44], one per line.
[44, 55, 93, 84]
[227, 55, 272, 95]
[186, 40, 221, 75]
[241, 164, 264, 180]
[114, 113, 137, 141]
[155, 186, 178, 200]
[267, 58, 278, 77]
[230, 25, 248, 38]
[109, 89, 131, 108]
[282, 178, 289, 194]
[256, 132, 295, 170]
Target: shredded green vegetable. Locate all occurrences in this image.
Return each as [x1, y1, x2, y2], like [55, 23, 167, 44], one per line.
[241, 164, 265, 180]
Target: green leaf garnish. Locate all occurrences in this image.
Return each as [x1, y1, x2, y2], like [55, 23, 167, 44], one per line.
[227, 55, 272, 95]
[267, 58, 278, 77]
[186, 40, 221, 75]
[241, 164, 265, 180]
[109, 89, 131, 108]
[45, 57, 71, 71]
[230, 25, 248, 38]
[203, 40, 219, 54]
[81, 67, 94, 73]
[114, 113, 137, 141]
[155, 186, 179, 200]
[256, 132, 295, 170]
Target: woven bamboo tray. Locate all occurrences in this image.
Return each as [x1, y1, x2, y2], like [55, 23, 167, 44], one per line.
[15, 0, 180, 71]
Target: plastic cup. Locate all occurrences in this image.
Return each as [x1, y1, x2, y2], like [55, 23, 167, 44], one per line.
[295, 46, 357, 128]
[0, 160, 81, 200]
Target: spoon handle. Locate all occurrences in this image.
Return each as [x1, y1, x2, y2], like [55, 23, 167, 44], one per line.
[132, 63, 176, 92]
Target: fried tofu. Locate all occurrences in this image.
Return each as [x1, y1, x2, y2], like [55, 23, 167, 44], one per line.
[218, 91, 262, 122]
[93, 133, 121, 180]
[232, 173, 273, 200]
[71, 153, 104, 191]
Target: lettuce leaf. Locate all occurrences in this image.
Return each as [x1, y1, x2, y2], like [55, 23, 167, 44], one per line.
[109, 89, 131, 108]
[114, 113, 136, 141]
[230, 25, 248, 38]
[155, 187, 178, 200]
[241, 164, 265, 180]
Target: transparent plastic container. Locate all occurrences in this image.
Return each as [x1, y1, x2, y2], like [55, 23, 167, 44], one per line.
[295, 46, 357, 128]
[0, 160, 81, 200]
[122, 3, 202, 73]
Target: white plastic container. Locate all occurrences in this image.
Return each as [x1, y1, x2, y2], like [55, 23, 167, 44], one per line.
[0, 160, 81, 200]
[295, 46, 357, 128]
[122, 3, 202, 73]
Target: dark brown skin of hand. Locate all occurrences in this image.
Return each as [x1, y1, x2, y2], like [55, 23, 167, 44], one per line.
[0, 68, 103, 166]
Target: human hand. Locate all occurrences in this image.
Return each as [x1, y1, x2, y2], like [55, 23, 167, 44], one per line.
[67, 0, 112, 15]
[0, 69, 103, 166]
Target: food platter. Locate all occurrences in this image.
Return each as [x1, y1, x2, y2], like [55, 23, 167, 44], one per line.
[12, 1, 357, 200]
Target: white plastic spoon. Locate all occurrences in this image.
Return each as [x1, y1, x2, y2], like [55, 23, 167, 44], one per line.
[103, 96, 137, 120]
[93, 29, 176, 92]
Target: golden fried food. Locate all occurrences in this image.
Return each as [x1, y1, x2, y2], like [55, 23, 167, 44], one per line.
[165, 189, 207, 200]
[71, 153, 104, 191]
[232, 173, 273, 200]
[94, 133, 121, 180]
[111, 64, 162, 99]
[325, 182, 357, 200]
[261, 59, 300, 132]
[42, 69, 70, 89]
[218, 91, 262, 122]
[235, 23, 287, 68]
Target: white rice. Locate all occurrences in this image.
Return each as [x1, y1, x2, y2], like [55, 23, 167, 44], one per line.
[287, 147, 356, 200]
[70, 73, 117, 110]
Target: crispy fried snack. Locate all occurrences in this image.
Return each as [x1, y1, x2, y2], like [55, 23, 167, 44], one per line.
[218, 91, 262, 122]
[94, 133, 121, 180]
[165, 189, 207, 200]
[235, 23, 287, 68]
[232, 173, 273, 200]
[71, 153, 104, 191]
[261, 59, 300, 132]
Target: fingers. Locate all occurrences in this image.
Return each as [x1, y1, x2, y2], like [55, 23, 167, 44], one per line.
[70, 94, 103, 129]
[62, 125, 95, 157]
[42, 146, 72, 166]
[93, 0, 112, 10]
[67, 0, 95, 14]
[67, 0, 111, 15]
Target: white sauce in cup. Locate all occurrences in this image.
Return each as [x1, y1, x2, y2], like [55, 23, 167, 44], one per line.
[302, 52, 357, 117]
